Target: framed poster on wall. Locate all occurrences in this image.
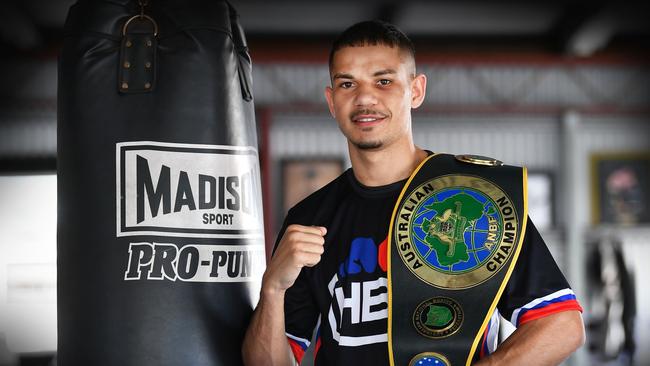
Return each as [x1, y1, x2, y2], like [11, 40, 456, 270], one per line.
[591, 152, 650, 225]
[281, 158, 344, 214]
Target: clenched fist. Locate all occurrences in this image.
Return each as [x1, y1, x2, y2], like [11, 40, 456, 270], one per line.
[262, 224, 327, 295]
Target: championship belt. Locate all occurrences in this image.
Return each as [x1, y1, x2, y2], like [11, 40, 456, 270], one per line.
[387, 153, 528, 366]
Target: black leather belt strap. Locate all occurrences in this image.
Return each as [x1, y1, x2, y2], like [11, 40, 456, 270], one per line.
[387, 153, 528, 366]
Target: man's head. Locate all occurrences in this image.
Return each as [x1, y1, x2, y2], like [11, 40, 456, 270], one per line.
[328, 20, 416, 78]
[325, 20, 426, 152]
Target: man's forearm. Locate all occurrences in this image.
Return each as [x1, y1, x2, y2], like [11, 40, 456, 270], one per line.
[243, 224, 326, 365]
[242, 288, 296, 366]
[474, 310, 585, 366]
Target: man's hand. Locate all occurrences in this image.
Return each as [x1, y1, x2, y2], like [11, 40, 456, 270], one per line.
[242, 224, 327, 366]
[262, 224, 327, 295]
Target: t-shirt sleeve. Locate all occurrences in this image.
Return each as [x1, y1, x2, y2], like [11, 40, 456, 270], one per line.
[285, 267, 319, 364]
[497, 217, 583, 327]
[274, 211, 320, 364]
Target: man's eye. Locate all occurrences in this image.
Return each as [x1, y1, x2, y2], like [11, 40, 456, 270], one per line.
[339, 81, 353, 89]
[378, 79, 391, 86]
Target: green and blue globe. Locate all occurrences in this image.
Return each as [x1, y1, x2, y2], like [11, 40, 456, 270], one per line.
[410, 187, 502, 274]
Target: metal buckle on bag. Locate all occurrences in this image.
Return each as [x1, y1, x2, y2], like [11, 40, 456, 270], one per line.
[122, 14, 159, 38]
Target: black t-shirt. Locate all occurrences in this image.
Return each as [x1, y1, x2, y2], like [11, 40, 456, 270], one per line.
[276, 169, 582, 365]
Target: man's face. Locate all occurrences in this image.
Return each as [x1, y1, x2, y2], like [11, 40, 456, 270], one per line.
[325, 44, 426, 151]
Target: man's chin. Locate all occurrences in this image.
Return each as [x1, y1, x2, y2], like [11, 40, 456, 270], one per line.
[353, 140, 383, 150]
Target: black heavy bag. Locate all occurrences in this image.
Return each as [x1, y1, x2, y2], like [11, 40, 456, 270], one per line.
[57, 1, 265, 365]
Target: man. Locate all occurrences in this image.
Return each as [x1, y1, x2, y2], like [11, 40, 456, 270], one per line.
[243, 20, 584, 365]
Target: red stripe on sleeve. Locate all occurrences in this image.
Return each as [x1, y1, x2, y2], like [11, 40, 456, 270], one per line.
[313, 337, 322, 361]
[287, 339, 305, 364]
[518, 300, 583, 326]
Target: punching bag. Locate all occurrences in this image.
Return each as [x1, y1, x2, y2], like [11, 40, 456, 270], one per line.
[57, 1, 265, 365]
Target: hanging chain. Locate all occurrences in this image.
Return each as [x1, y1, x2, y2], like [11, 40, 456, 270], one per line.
[138, 0, 150, 18]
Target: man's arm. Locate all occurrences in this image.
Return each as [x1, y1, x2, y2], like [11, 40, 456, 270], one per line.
[475, 310, 585, 366]
[242, 225, 326, 366]
[242, 285, 296, 366]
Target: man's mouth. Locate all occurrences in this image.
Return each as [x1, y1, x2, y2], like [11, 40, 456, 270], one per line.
[351, 110, 388, 125]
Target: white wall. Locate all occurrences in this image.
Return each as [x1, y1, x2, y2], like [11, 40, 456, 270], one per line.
[0, 175, 57, 357]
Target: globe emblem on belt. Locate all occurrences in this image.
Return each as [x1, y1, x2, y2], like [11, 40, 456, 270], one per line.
[394, 175, 519, 289]
[412, 187, 500, 274]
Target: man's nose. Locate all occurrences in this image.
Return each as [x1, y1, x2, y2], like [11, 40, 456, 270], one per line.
[354, 84, 378, 106]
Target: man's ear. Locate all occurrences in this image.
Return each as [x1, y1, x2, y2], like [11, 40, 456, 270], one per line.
[324, 85, 336, 118]
[410, 73, 427, 109]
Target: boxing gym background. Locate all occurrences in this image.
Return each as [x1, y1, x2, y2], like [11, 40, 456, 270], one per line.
[0, 1, 649, 365]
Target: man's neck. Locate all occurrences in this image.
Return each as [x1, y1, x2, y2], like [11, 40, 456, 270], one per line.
[349, 142, 427, 187]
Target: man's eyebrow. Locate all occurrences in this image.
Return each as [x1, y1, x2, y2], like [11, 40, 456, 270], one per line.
[332, 73, 354, 80]
[333, 69, 397, 80]
[373, 69, 397, 77]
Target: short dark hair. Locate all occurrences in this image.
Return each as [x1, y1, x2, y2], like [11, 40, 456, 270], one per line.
[328, 20, 416, 71]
